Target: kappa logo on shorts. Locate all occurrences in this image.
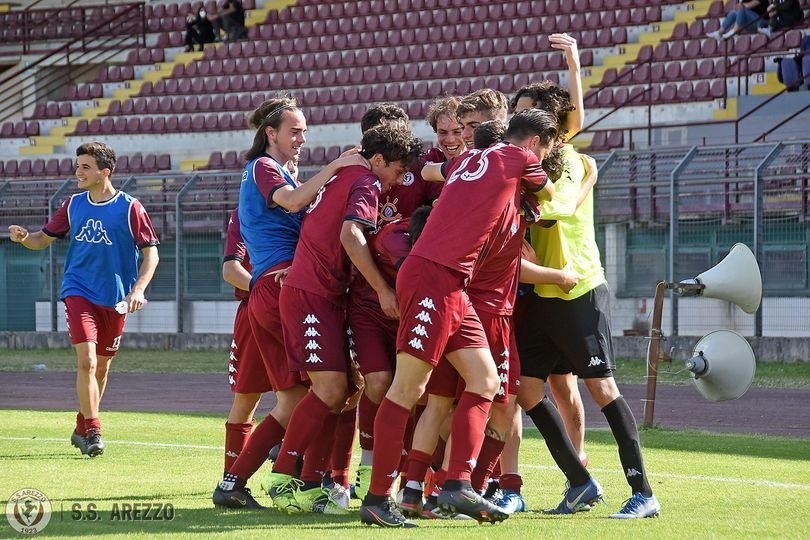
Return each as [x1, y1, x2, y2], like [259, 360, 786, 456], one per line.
[231, 339, 237, 349]
[411, 324, 429, 337]
[626, 468, 642, 478]
[229, 351, 237, 361]
[75, 219, 112, 245]
[386, 469, 399, 479]
[418, 297, 436, 310]
[497, 360, 509, 371]
[228, 364, 237, 373]
[303, 314, 320, 324]
[408, 337, 424, 351]
[305, 340, 321, 350]
[306, 353, 322, 363]
[228, 375, 235, 385]
[588, 356, 605, 367]
[304, 327, 321, 337]
[414, 311, 433, 324]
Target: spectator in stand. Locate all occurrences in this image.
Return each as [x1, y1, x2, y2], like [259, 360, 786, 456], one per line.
[217, 0, 248, 41]
[707, 0, 770, 40]
[763, 0, 804, 36]
[184, 6, 217, 52]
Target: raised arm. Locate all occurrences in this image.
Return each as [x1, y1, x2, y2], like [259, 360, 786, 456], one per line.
[549, 33, 584, 139]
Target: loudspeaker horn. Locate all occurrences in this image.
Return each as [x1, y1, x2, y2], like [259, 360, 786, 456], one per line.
[694, 243, 762, 314]
[686, 329, 756, 402]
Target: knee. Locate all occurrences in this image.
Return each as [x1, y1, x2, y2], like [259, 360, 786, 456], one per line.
[313, 380, 349, 411]
[363, 372, 393, 403]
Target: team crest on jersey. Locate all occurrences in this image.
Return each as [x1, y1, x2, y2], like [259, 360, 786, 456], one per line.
[402, 172, 415, 186]
[75, 219, 112, 245]
[379, 198, 401, 222]
[241, 170, 248, 182]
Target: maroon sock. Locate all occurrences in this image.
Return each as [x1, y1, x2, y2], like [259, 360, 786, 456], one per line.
[224, 421, 253, 472]
[368, 398, 410, 497]
[445, 391, 492, 482]
[470, 435, 505, 493]
[499, 473, 523, 493]
[301, 412, 338, 484]
[433, 468, 446, 494]
[76, 412, 86, 436]
[330, 408, 357, 488]
[230, 414, 285, 480]
[358, 392, 378, 452]
[273, 392, 331, 476]
[431, 436, 447, 470]
[84, 417, 102, 435]
[492, 460, 502, 480]
[405, 449, 432, 485]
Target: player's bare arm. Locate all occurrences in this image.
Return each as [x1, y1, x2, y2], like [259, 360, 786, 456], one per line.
[421, 161, 445, 182]
[577, 154, 598, 207]
[273, 153, 371, 212]
[7, 225, 56, 250]
[549, 33, 585, 138]
[340, 221, 399, 320]
[122, 246, 158, 313]
[222, 260, 251, 291]
[519, 258, 579, 293]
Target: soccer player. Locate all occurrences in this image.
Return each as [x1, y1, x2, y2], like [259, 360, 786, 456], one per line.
[220, 207, 271, 473]
[456, 88, 510, 150]
[261, 123, 422, 514]
[213, 97, 369, 509]
[359, 109, 556, 528]
[8, 141, 159, 458]
[514, 97, 661, 518]
[351, 103, 447, 499]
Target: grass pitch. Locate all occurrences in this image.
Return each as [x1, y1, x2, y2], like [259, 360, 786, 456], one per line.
[1, 410, 808, 539]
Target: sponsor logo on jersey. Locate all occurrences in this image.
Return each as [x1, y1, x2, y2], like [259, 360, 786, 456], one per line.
[75, 219, 112, 245]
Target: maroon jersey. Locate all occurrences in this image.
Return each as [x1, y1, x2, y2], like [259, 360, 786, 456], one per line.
[223, 207, 250, 302]
[349, 218, 412, 311]
[283, 165, 380, 304]
[468, 207, 527, 316]
[410, 142, 547, 278]
[377, 158, 442, 224]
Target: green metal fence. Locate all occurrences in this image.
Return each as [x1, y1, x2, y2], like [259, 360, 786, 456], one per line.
[1, 141, 808, 336]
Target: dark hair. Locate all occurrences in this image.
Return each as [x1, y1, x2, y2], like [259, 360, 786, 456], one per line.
[510, 81, 575, 141]
[473, 120, 506, 149]
[425, 96, 461, 132]
[456, 89, 508, 121]
[541, 145, 566, 183]
[506, 109, 558, 146]
[358, 123, 423, 170]
[360, 103, 409, 134]
[76, 142, 116, 173]
[244, 96, 300, 162]
[408, 205, 432, 245]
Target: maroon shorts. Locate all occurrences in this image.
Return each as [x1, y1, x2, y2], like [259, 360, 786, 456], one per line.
[395, 256, 488, 366]
[248, 268, 304, 391]
[64, 295, 126, 356]
[280, 285, 351, 373]
[230, 300, 272, 394]
[426, 356, 459, 398]
[348, 300, 398, 375]
[507, 324, 521, 396]
[477, 309, 512, 404]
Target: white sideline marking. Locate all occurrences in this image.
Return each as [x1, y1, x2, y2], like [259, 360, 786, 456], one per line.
[0, 436, 220, 451]
[521, 463, 810, 490]
[3, 436, 809, 491]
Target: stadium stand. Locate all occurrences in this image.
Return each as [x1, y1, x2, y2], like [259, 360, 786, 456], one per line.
[0, 0, 807, 175]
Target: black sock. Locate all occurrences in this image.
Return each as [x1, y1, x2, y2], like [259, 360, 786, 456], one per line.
[525, 397, 590, 486]
[442, 479, 463, 491]
[300, 480, 320, 491]
[602, 395, 653, 497]
[363, 493, 387, 506]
